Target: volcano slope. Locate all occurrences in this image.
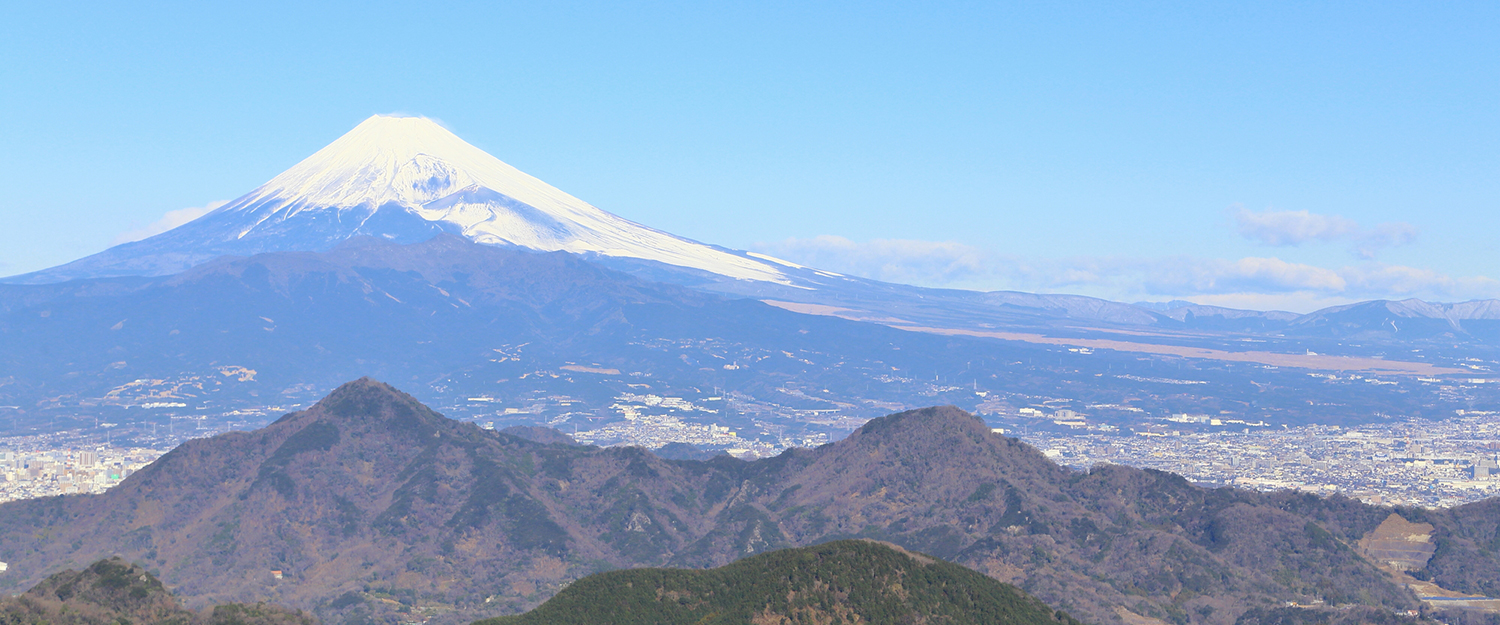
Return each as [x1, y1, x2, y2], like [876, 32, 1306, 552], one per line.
[0, 379, 1490, 625]
[0, 234, 1478, 436]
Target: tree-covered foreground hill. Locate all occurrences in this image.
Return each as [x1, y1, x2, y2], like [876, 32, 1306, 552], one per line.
[0, 557, 312, 625]
[478, 539, 1081, 625]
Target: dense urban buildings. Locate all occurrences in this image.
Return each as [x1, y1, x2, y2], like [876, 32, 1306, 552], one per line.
[5, 396, 1497, 508]
[0, 444, 163, 502]
[1011, 411, 1500, 508]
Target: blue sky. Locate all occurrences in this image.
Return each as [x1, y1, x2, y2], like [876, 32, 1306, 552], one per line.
[1, 1, 1495, 312]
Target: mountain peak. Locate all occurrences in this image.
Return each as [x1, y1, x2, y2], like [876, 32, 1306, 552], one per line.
[24, 558, 178, 617]
[301, 377, 449, 438]
[312, 376, 423, 413]
[344, 114, 458, 142]
[8, 115, 792, 285]
[225, 114, 793, 283]
[849, 405, 992, 442]
[236, 114, 541, 213]
[791, 405, 1068, 504]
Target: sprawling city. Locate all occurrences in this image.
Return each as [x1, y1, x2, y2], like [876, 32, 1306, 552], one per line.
[7, 390, 1496, 510]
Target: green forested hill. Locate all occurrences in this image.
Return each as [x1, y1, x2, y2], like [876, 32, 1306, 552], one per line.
[0, 557, 313, 625]
[478, 540, 1081, 625]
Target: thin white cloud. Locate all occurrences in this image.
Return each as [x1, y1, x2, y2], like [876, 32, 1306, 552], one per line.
[760, 236, 990, 286]
[756, 236, 1500, 313]
[1136, 257, 1347, 295]
[1174, 292, 1361, 313]
[1232, 208, 1359, 245]
[1231, 206, 1417, 257]
[113, 201, 227, 245]
[1340, 263, 1500, 297]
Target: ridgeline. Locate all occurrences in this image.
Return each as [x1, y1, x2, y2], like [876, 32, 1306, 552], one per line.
[479, 540, 1080, 625]
[1, 379, 1495, 625]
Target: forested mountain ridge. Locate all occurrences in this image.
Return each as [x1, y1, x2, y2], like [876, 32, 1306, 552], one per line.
[0, 557, 313, 625]
[479, 539, 1083, 625]
[0, 379, 1493, 625]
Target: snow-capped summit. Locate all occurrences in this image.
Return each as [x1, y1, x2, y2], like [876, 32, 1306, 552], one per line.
[236, 115, 501, 212]
[9, 115, 791, 284]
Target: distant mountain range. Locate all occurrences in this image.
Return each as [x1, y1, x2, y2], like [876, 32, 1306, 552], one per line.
[0, 235, 1484, 437]
[3, 379, 1496, 625]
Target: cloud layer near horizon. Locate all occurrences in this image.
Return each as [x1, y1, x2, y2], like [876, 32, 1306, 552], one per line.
[757, 235, 1499, 313]
[1230, 207, 1417, 258]
[113, 201, 228, 245]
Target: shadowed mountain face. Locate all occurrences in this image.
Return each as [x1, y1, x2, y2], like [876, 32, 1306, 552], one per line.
[1, 234, 1027, 423]
[651, 442, 718, 461]
[0, 234, 1487, 439]
[0, 234, 707, 408]
[498, 426, 578, 446]
[0, 234, 1030, 414]
[3, 379, 1492, 625]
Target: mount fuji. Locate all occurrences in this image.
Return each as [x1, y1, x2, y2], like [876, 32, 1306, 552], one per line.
[0, 114, 1495, 447]
[10, 115, 808, 286]
[0, 114, 1251, 334]
[9, 115, 1500, 346]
